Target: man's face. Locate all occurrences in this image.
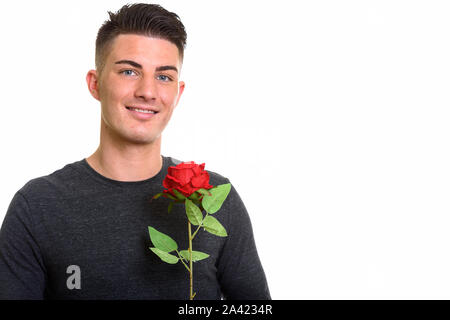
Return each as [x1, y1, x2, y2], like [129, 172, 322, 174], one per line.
[87, 34, 185, 145]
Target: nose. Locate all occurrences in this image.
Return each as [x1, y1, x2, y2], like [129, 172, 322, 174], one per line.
[134, 75, 158, 101]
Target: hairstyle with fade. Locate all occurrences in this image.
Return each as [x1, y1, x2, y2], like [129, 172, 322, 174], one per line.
[95, 3, 187, 79]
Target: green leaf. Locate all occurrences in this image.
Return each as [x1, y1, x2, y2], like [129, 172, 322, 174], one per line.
[148, 226, 178, 252]
[202, 183, 231, 214]
[185, 199, 203, 226]
[202, 216, 227, 237]
[172, 189, 187, 200]
[149, 247, 179, 264]
[179, 250, 210, 262]
[168, 202, 174, 214]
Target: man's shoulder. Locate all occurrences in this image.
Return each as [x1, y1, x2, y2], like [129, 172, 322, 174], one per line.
[18, 159, 85, 200]
[167, 156, 230, 186]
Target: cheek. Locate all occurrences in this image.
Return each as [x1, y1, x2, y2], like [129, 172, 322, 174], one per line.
[160, 85, 180, 106]
[109, 83, 129, 104]
[101, 85, 129, 122]
[101, 75, 130, 104]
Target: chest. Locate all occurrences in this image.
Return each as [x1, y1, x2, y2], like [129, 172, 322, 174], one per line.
[34, 193, 224, 299]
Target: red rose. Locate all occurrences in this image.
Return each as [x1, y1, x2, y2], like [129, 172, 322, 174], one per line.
[162, 161, 213, 198]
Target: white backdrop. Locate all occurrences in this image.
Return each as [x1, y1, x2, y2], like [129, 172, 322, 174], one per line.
[1, 0, 450, 299]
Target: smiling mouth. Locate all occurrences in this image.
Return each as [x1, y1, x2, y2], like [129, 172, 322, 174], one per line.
[126, 106, 158, 114]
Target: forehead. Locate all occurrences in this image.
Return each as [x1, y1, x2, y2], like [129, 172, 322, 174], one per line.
[107, 34, 181, 67]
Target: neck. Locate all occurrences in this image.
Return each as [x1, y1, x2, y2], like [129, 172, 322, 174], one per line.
[86, 127, 163, 182]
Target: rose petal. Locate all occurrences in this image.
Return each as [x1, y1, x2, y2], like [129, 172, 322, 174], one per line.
[163, 175, 182, 189]
[178, 184, 196, 197]
[170, 168, 194, 185]
[175, 162, 196, 169]
[191, 172, 209, 188]
[163, 162, 212, 197]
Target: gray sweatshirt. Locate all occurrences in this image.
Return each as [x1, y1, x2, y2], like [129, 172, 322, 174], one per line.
[0, 156, 270, 300]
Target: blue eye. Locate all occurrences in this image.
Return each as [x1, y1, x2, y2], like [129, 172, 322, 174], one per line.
[157, 75, 172, 82]
[120, 69, 137, 76]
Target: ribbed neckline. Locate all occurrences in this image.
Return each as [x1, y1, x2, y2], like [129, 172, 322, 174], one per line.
[77, 155, 171, 188]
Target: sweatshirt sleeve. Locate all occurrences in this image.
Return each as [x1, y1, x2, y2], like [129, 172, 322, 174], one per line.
[0, 191, 47, 299]
[216, 183, 271, 300]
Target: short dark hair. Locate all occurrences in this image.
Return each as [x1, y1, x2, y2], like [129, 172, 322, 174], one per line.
[95, 3, 187, 77]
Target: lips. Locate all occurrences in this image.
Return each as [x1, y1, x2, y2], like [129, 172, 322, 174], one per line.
[126, 106, 158, 114]
[126, 106, 158, 120]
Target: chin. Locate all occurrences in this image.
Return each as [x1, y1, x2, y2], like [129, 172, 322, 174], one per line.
[126, 133, 160, 145]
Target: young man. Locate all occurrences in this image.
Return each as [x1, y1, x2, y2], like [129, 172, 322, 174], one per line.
[0, 3, 270, 299]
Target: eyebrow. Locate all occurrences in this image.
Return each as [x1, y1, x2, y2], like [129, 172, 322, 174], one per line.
[114, 60, 178, 73]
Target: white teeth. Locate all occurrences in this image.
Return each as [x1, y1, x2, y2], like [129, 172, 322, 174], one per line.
[129, 107, 155, 114]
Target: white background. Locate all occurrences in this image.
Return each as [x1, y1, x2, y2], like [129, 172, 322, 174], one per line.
[1, 0, 450, 299]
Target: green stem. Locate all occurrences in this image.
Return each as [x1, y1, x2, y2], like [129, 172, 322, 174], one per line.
[192, 224, 202, 240]
[176, 250, 190, 273]
[191, 213, 209, 241]
[188, 221, 194, 300]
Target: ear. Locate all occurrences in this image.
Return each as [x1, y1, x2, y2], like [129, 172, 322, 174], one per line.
[86, 69, 101, 101]
[174, 81, 185, 108]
